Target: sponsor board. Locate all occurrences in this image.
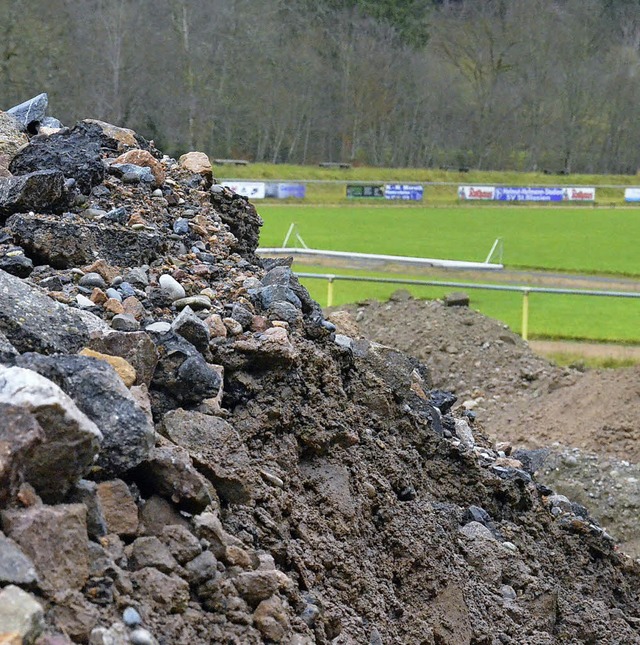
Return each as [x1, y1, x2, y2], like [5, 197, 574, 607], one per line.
[384, 184, 424, 201]
[221, 181, 265, 199]
[346, 184, 384, 198]
[625, 188, 640, 202]
[495, 186, 565, 202]
[564, 187, 595, 201]
[265, 183, 306, 199]
[458, 186, 495, 200]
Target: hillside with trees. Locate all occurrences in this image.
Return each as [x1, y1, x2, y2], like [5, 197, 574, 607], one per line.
[2, 0, 639, 173]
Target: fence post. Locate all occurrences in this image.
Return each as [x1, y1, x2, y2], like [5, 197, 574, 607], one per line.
[521, 288, 530, 341]
[327, 275, 335, 307]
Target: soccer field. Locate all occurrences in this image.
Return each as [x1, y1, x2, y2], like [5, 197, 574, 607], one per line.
[258, 204, 640, 276]
[257, 204, 640, 342]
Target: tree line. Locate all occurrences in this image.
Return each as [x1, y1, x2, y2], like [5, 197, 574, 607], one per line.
[1, 0, 639, 174]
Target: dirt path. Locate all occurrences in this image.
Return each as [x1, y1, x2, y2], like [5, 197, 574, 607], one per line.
[530, 339, 640, 361]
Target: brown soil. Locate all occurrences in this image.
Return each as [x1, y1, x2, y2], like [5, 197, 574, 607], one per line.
[330, 292, 640, 556]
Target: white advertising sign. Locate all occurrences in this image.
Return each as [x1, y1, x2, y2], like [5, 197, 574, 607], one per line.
[458, 186, 496, 200]
[564, 187, 595, 201]
[624, 188, 640, 202]
[221, 181, 266, 199]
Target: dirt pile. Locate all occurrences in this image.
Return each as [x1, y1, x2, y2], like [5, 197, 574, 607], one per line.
[331, 293, 640, 558]
[0, 96, 639, 644]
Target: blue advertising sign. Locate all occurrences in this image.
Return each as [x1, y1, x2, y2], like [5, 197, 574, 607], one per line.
[494, 186, 565, 202]
[276, 183, 306, 199]
[384, 184, 424, 201]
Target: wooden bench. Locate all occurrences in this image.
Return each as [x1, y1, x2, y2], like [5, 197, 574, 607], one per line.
[213, 159, 250, 166]
[318, 162, 352, 169]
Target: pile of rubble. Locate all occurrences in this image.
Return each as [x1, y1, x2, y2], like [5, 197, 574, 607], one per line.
[0, 95, 639, 644]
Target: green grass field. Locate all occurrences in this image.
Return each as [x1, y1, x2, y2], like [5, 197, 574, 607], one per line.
[256, 204, 640, 343]
[258, 205, 640, 276]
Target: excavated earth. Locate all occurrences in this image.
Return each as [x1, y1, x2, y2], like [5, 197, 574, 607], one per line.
[331, 294, 640, 560]
[0, 97, 639, 645]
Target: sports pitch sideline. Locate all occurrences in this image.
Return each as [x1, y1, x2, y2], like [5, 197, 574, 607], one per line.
[257, 204, 640, 343]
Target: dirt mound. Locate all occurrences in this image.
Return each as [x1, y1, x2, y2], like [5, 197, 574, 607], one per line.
[331, 292, 640, 557]
[1, 100, 640, 644]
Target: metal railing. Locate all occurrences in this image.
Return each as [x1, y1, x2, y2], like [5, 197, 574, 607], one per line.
[295, 272, 640, 341]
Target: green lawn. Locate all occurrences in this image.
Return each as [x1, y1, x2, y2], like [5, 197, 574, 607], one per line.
[258, 205, 640, 277]
[295, 267, 640, 343]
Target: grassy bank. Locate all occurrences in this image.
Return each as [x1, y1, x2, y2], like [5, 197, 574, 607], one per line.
[215, 163, 640, 206]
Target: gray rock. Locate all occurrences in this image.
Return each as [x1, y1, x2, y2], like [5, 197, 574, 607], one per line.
[124, 267, 149, 287]
[130, 628, 156, 645]
[258, 284, 302, 310]
[0, 366, 102, 501]
[89, 622, 130, 645]
[149, 332, 221, 410]
[119, 283, 139, 299]
[7, 93, 48, 129]
[267, 300, 300, 324]
[184, 550, 218, 585]
[14, 354, 154, 476]
[159, 274, 185, 301]
[79, 272, 107, 289]
[9, 121, 107, 193]
[6, 212, 166, 268]
[459, 521, 497, 541]
[0, 532, 38, 585]
[231, 303, 253, 329]
[0, 170, 67, 219]
[108, 163, 155, 184]
[145, 321, 171, 333]
[106, 288, 122, 301]
[173, 218, 189, 234]
[0, 246, 33, 278]
[40, 116, 63, 129]
[68, 480, 108, 539]
[86, 330, 159, 387]
[171, 306, 210, 353]
[122, 607, 142, 627]
[0, 329, 18, 363]
[76, 293, 95, 308]
[111, 313, 140, 331]
[454, 418, 475, 448]
[0, 584, 44, 645]
[172, 295, 211, 310]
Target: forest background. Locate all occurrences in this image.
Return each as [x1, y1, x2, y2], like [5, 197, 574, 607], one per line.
[2, 0, 640, 174]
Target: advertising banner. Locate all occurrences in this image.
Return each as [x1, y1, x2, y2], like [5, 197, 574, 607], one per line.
[495, 186, 565, 202]
[346, 184, 384, 198]
[221, 181, 265, 199]
[564, 187, 595, 201]
[276, 183, 306, 199]
[458, 186, 496, 200]
[384, 184, 424, 201]
[624, 188, 640, 202]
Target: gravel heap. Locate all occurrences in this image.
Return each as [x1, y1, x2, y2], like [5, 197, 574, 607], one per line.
[0, 95, 639, 645]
